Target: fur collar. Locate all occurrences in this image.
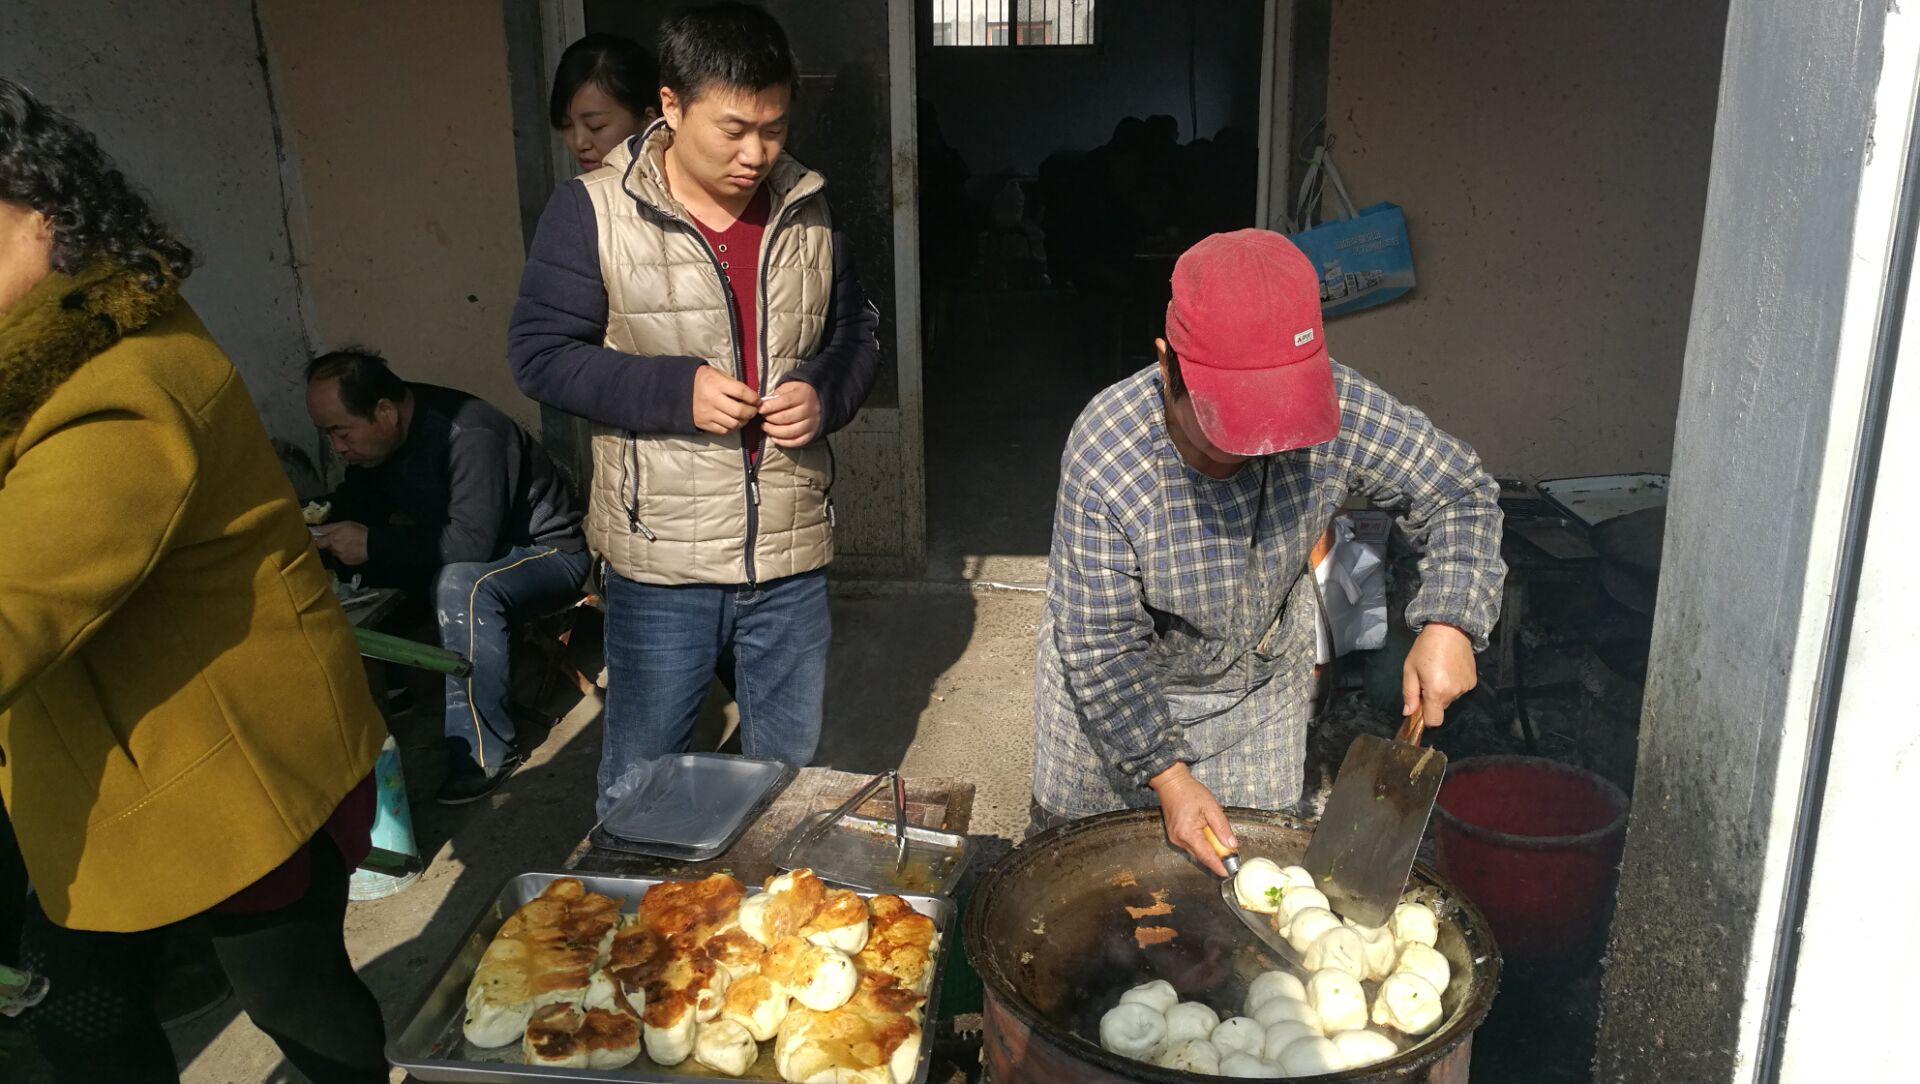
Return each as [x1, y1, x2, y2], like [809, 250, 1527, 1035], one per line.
[0, 261, 181, 443]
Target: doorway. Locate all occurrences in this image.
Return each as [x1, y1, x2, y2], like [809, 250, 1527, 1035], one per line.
[915, 0, 1276, 583]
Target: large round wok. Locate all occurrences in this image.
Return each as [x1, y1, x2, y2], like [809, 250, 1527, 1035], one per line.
[966, 807, 1501, 1082]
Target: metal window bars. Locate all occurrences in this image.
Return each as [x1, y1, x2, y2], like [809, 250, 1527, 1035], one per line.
[930, 0, 1098, 49]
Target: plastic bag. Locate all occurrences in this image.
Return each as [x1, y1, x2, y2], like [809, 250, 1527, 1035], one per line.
[1313, 513, 1389, 662]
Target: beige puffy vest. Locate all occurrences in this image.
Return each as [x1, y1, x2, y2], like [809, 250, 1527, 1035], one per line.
[579, 126, 836, 586]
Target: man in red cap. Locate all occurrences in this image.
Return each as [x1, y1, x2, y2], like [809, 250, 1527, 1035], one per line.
[1031, 230, 1506, 872]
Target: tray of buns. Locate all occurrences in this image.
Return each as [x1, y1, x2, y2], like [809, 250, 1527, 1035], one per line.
[387, 870, 953, 1082]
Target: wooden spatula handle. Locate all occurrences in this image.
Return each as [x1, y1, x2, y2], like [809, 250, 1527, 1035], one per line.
[1201, 824, 1243, 876]
[1395, 709, 1427, 746]
[1201, 824, 1234, 860]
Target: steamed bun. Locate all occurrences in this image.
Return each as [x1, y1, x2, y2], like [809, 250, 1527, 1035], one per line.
[1371, 972, 1445, 1036]
[1117, 978, 1180, 1014]
[1390, 902, 1440, 948]
[1285, 907, 1342, 954]
[1154, 1038, 1221, 1074]
[1331, 1028, 1400, 1069]
[1394, 942, 1452, 992]
[1262, 1019, 1320, 1061]
[1276, 1034, 1346, 1074]
[642, 1005, 697, 1066]
[1303, 926, 1368, 980]
[1307, 969, 1368, 1034]
[1245, 969, 1307, 1016]
[1344, 920, 1400, 982]
[1219, 1052, 1278, 1078]
[692, 1018, 758, 1077]
[1276, 885, 1332, 927]
[1233, 857, 1292, 914]
[1164, 1001, 1219, 1044]
[1098, 1001, 1167, 1058]
[1209, 1016, 1267, 1059]
[1252, 995, 1321, 1032]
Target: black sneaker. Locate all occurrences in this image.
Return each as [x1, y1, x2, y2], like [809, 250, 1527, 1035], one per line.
[437, 749, 525, 805]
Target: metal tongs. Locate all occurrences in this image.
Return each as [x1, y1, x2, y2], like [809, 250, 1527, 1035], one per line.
[796, 769, 911, 874]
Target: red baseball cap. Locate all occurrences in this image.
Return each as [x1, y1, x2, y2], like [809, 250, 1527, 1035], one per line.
[1165, 229, 1339, 456]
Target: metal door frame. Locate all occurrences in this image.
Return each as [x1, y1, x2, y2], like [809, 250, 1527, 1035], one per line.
[1255, 0, 1293, 231]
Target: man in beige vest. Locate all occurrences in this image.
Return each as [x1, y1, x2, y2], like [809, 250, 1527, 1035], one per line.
[510, 3, 880, 816]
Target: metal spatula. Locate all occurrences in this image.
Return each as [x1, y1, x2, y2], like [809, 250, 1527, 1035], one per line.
[1302, 711, 1446, 928]
[1201, 825, 1307, 970]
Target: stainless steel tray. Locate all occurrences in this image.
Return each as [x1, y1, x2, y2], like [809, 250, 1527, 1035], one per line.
[1537, 472, 1669, 529]
[597, 755, 796, 860]
[388, 870, 954, 1083]
[775, 813, 972, 897]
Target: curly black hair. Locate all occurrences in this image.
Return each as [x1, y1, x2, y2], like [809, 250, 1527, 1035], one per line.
[0, 77, 194, 288]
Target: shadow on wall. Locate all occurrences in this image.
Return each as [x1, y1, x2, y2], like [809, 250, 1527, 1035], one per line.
[272, 438, 327, 501]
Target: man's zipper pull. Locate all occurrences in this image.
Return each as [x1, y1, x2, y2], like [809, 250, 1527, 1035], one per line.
[827, 498, 837, 527]
[750, 480, 762, 507]
[627, 507, 656, 541]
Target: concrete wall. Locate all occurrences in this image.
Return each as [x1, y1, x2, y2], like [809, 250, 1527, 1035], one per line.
[0, 0, 316, 454]
[1595, 0, 1907, 1077]
[1322, 0, 1728, 478]
[1, 0, 535, 483]
[921, 0, 1267, 176]
[257, 0, 535, 430]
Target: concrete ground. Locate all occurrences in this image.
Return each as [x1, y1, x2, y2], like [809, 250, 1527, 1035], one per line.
[148, 585, 1045, 1084]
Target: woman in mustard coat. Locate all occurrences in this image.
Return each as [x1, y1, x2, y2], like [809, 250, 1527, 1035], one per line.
[0, 79, 388, 1081]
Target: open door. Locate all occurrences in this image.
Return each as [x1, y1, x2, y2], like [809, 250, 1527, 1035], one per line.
[515, 0, 926, 575]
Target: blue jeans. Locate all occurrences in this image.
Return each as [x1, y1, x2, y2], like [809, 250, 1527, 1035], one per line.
[436, 545, 593, 772]
[599, 568, 830, 817]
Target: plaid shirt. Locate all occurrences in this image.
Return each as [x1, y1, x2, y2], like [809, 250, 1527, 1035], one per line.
[1032, 362, 1505, 813]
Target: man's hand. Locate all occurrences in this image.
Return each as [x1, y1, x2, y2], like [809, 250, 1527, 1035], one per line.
[1402, 622, 1478, 728]
[1150, 763, 1237, 877]
[312, 521, 370, 567]
[693, 367, 759, 435]
[761, 381, 822, 448]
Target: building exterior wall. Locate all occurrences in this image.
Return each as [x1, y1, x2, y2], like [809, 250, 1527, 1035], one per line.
[257, 0, 535, 430]
[1, 0, 317, 470]
[1598, 0, 1914, 1078]
[2, 1, 537, 486]
[1322, 0, 1728, 477]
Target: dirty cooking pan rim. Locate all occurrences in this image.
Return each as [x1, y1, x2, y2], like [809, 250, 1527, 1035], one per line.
[965, 806, 1502, 1083]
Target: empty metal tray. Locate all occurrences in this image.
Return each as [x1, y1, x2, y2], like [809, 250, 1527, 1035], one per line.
[597, 753, 793, 861]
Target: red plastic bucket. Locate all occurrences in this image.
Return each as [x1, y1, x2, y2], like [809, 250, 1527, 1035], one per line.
[1432, 756, 1629, 963]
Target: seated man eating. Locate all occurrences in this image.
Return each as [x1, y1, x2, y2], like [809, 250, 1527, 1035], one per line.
[304, 350, 591, 803]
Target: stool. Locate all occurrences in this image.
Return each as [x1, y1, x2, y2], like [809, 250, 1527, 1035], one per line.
[517, 593, 602, 712]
